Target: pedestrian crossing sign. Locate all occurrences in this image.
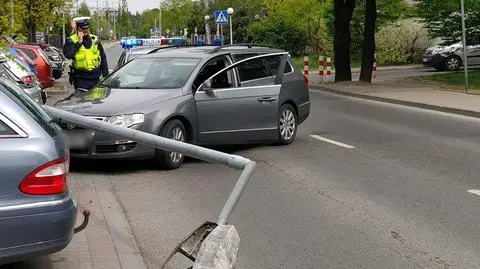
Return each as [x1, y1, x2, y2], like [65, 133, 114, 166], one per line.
[215, 10, 229, 24]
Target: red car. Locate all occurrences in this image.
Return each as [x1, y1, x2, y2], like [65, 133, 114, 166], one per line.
[11, 44, 54, 89]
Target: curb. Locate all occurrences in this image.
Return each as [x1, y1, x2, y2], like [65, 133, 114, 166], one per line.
[310, 84, 480, 119]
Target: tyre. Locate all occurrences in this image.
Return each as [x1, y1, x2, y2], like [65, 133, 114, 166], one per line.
[53, 70, 62, 80]
[152, 119, 187, 170]
[445, 56, 461, 71]
[277, 103, 298, 145]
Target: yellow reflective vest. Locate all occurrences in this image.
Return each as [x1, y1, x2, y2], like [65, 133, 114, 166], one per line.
[69, 34, 101, 71]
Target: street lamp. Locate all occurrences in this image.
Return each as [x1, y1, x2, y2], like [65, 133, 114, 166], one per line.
[204, 15, 211, 45]
[227, 7, 234, 45]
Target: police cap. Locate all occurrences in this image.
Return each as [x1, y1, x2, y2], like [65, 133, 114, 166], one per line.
[73, 16, 91, 29]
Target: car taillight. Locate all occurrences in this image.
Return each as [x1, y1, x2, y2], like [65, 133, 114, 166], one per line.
[21, 75, 34, 84]
[19, 158, 69, 195]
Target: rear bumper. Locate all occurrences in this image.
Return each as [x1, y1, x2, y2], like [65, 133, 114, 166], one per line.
[298, 100, 310, 124]
[0, 191, 78, 265]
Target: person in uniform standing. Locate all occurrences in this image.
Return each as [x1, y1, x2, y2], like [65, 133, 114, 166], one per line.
[63, 16, 109, 90]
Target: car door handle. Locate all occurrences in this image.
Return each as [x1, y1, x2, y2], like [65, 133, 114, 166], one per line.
[257, 97, 276, 102]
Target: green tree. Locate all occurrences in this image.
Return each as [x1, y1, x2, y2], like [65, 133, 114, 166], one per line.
[417, 0, 480, 45]
[78, 2, 91, 16]
[17, 0, 68, 42]
[249, 14, 309, 56]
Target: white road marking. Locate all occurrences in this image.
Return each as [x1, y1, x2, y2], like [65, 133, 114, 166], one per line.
[310, 134, 355, 149]
[467, 189, 480, 196]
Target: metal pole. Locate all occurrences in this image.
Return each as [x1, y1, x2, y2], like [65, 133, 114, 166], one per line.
[43, 105, 256, 225]
[229, 14, 233, 44]
[460, 0, 468, 93]
[159, 0, 162, 36]
[10, 0, 14, 28]
[62, 11, 66, 45]
[216, 162, 256, 225]
[97, 0, 99, 37]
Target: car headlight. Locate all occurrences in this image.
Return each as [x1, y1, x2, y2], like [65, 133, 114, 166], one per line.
[107, 114, 144, 128]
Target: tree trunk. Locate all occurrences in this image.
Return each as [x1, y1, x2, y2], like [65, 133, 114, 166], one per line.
[334, 0, 355, 82]
[28, 18, 36, 42]
[359, 0, 377, 83]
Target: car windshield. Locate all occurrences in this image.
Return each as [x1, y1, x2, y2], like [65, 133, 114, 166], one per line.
[101, 57, 201, 89]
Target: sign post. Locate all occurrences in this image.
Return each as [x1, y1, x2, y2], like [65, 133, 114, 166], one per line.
[214, 10, 229, 44]
[460, 0, 468, 93]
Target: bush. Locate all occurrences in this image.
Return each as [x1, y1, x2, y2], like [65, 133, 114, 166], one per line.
[248, 15, 309, 57]
[376, 19, 433, 65]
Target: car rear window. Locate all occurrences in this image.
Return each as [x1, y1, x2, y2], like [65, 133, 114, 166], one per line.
[0, 79, 58, 137]
[18, 48, 37, 60]
[3, 59, 30, 81]
[264, 55, 293, 74]
[236, 58, 271, 82]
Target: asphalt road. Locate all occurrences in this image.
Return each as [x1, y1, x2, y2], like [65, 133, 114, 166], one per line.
[80, 46, 480, 268]
[6, 45, 480, 269]
[68, 88, 480, 269]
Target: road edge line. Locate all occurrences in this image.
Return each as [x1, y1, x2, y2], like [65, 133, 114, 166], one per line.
[310, 85, 480, 119]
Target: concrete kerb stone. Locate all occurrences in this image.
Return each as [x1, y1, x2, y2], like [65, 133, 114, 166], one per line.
[310, 84, 480, 119]
[193, 225, 240, 269]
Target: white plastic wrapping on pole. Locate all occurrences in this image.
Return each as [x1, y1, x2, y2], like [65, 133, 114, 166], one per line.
[43, 105, 256, 225]
[460, 0, 469, 93]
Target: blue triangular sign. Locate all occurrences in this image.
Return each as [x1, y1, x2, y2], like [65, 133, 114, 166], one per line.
[216, 12, 228, 23]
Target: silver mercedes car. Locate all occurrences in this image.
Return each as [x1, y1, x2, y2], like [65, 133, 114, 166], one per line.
[54, 45, 310, 169]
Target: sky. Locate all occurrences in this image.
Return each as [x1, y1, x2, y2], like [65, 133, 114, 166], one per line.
[84, 0, 161, 13]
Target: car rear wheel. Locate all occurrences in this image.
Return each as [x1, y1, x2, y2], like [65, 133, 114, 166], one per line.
[277, 104, 297, 145]
[152, 119, 186, 170]
[445, 56, 461, 71]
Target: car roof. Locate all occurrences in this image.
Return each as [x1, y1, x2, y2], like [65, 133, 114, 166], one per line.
[12, 43, 40, 49]
[134, 45, 286, 60]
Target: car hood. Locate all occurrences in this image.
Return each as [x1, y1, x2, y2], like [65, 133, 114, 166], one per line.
[54, 86, 183, 116]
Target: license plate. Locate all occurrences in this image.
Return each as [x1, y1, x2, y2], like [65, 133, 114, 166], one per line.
[423, 58, 428, 62]
[63, 130, 94, 149]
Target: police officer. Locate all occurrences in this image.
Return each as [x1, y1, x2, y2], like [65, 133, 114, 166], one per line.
[63, 17, 109, 91]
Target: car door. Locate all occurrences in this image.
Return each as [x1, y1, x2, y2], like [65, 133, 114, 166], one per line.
[467, 44, 480, 66]
[194, 52, 289, 144]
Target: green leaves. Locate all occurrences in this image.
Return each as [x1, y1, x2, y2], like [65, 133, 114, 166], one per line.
[417, 0, 480, 45]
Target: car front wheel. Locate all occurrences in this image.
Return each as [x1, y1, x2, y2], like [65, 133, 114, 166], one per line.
[277, 103, 297, 145]
[152, 119, 187, 170]
[445, 56, 461, 71]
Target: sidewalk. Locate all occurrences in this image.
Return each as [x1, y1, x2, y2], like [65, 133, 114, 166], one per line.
[310, 80, 480, 118]
[44, 171, 147, 269]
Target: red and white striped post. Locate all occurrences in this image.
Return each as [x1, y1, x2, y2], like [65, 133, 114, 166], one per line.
[373, 53, 377, 79]
[304, 56, 309, 85]
[326, 57, 332, 80]
[319, 56, 324, 79]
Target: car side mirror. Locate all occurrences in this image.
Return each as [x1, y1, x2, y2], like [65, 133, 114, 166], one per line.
[201, 79, 213, 92]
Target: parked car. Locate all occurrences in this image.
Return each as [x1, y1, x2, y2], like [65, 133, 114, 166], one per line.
[54, 45, 310, 169]
[11, 43, 54, 88]
[423, 41, 480, 71]
[0, 52, 45, 105]
[0, 76, 77, 265]
[8, 48, 37, 76]
[115, 45, 167, 71]
[38, 43, 65, 79]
